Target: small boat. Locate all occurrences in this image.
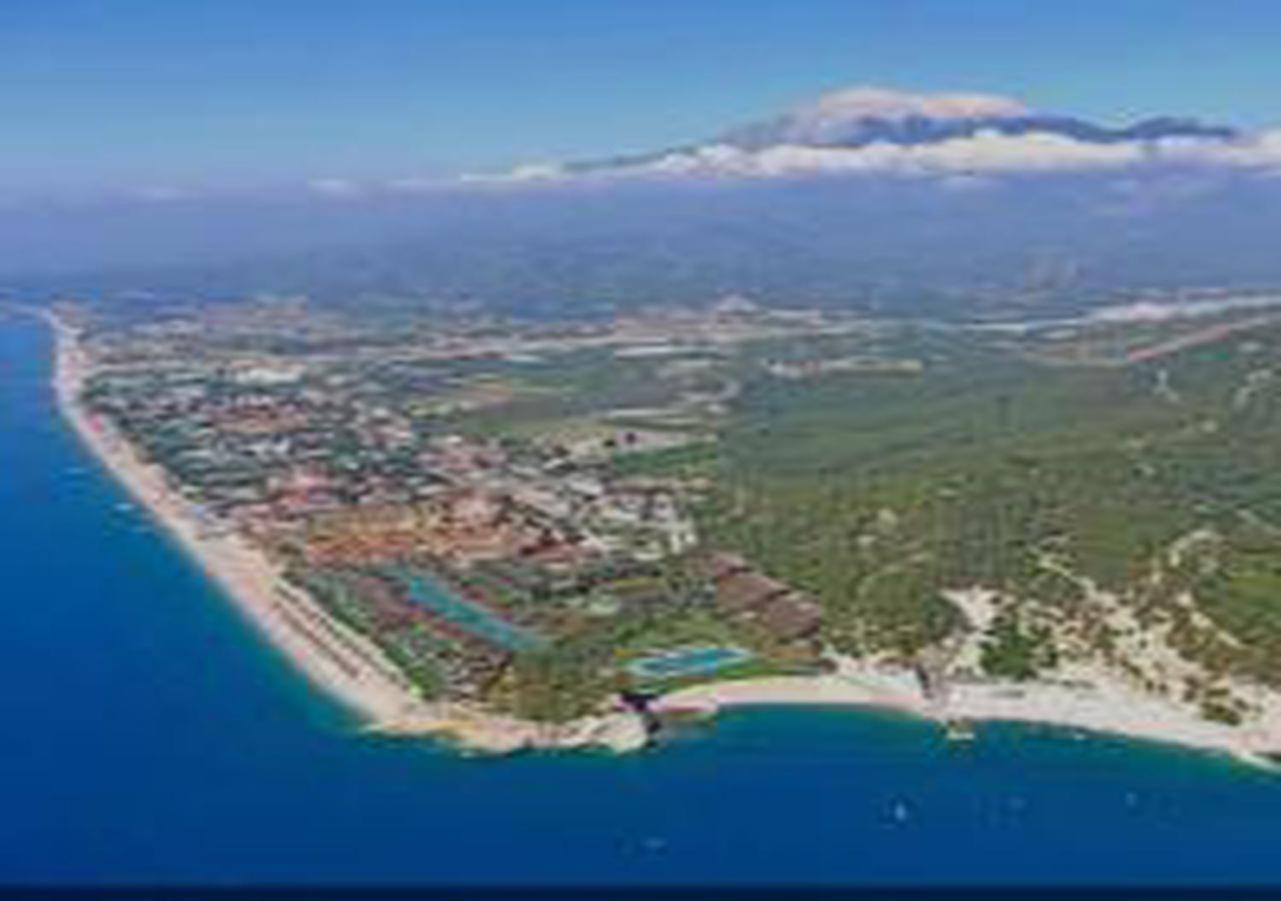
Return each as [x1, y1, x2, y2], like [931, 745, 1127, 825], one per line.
[114, 501, 135, 513]
[944, 718, 976, 743]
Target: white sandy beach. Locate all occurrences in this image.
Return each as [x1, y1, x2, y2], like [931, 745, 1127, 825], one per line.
[654, 656, 1281, 764]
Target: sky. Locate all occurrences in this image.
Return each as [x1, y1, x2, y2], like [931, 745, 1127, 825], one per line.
[4, 0, 1281, 196]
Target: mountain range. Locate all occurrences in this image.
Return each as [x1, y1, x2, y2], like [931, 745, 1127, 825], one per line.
[502, 87, 1277, 181]
[9, 87, 1281, 320]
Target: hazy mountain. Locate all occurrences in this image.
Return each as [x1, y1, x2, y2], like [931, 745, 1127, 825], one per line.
[8, 87, 1281, 321]
[503, 87, 1271, 181]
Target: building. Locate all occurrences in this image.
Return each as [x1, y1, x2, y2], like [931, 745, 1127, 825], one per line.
[757, 593, 823, 641]
[715, 570, 788, 614]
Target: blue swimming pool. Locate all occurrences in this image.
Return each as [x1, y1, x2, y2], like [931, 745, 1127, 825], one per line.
[387, 566, 541, 652]
[627, 645, 753, 680]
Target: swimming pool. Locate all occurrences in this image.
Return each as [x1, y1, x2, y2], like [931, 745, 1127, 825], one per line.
[387, 566, 542, 652]
[627, 645, 753, 680]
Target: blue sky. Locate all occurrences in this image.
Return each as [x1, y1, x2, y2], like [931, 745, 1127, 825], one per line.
[3, 0, 1281, 194]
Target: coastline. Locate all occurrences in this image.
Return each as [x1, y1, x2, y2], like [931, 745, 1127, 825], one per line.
[40, 309, 648, 756]
[31, 308, 1281, 765]
[654, 658, 1281, 766]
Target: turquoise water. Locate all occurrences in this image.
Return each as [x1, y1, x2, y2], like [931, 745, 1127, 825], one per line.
[6, 314, 1281, 885]
[628, 645, 753, 679]
[391, 566, 540, 651]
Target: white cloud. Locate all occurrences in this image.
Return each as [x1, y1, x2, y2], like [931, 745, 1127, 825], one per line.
[459, 162, 566, 184]
[489, 129, 1281, 184]
[586, 131, 1149, 180]
[1154, 129, 1281, 168]
[306, 177, 365, 198]
[472, 85, 1281, 185]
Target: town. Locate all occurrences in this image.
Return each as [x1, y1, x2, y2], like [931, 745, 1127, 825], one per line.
[69, 296, 848, 720]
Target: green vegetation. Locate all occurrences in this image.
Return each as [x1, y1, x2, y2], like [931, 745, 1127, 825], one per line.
[443, 349, 694, 436]
[980, 612, 1058, 680]
[697, 318, 1281, 682]
[86, 297, 1281, 721]
[490, 561, 792, 720]
[609, 441, 719, 478]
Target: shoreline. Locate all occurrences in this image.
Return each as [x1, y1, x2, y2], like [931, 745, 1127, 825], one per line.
[28, 307, 1281, 765]
[653, 659, 1281, 766]
[39, 309, 647, 756]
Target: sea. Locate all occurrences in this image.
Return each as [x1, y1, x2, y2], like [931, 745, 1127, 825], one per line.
[4, 313, 1281, 887]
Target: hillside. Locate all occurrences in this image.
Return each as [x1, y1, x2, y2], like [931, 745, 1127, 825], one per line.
[691, 313, 1281, 723]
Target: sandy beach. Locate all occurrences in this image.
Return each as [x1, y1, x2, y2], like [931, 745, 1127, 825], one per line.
[655, 656, 1281, 764]
[42, 310, 647, 755]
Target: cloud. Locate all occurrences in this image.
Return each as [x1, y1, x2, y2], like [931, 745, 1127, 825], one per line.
[459, 162, 566, 185]
[489, 127, 1281, 184]
[476, 85, 1281, 185]
[306, 177, 365, 199]
[558, 131, 1150, 180]
[1154, 129, 1281, 168]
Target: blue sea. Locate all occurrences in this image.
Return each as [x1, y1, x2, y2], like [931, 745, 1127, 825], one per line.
[4, 313, 1281, 886]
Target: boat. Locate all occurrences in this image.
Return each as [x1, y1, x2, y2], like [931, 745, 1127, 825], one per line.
[944, 718, 976, 743]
